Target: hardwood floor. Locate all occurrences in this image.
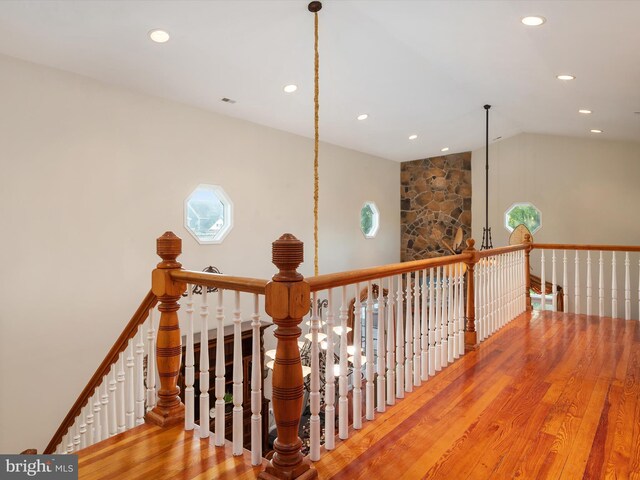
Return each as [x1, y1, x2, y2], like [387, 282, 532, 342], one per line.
[77, 311, 640, 479]
[77, 424, 266, 479]
[314, 311, 640, 479]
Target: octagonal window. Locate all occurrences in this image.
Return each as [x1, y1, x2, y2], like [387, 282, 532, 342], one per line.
[505, 202, 541, 234]
[184, 184, 233, 244]
[360, 201, 380, 239]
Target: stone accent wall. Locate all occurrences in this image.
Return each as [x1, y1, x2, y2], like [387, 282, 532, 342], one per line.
[401, 152, 472, 261]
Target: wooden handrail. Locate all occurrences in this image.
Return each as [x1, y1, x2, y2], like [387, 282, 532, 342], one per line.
[477, 243, 527, 258]
[170, 270, 268, 295]
[44, 289, 158, 454]
[307, 253, 473, 292]
[532, 243, 640, 252]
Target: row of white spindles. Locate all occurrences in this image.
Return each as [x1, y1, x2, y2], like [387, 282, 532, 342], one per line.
[182, 286, 263, 465]
[56, 307, 158, 453]
[308, 265, 466, 457]
[538, 250, 639, 320]
[475, 250, 527, 342]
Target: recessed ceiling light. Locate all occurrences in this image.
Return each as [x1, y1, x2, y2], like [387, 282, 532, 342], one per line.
[149, 29, 170, 43]
[441, 147, 450, 152]
[408, 134, 418, 140]
[578, 109, 592, 114]
[357, 113, 368, 121]
[557, 74, 575, 81]
[590, 129, 603, 133]
[521, 16, 546, 26]
[283, 84, 298, 93]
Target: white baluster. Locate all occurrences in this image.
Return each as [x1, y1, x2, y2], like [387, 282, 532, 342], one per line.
[338, 286, 349, 438]
[352, 283, 363, 428]
[447, 266, 454, 364]
[539, 250, 546, 312]
[490, 259, 497, 334]
[57, 437, 65, 455]
[396, 274, 405, 398]
[575, 251, 581, 315]
[599, 252, 605, 317]
[612, 253, 618, 318]
[485, 259, 490, 334]
[476, 261, 483, 341]
[404, 275, 413, 393]
[625, 252, 631, 320]
[563, 251, 569, 313]
[100, 382, 109, 441]
[551, 251, 557, 311]
[377, 280, 387, 411]
[79, 408, 87, 449]
[413, 272, 421, 386]
[85, 397, 94, 446]
[434, 267, 442, 371]
[496, 255, 502, 327]
[93, 390, 102, 443]
[440, 269, 448, 367]
[232, 291, 243, 455]
[420, 269, 429, 378]
[428, 268, 436, 376]
[146, 308, 157, 410]
[586, 252, 593, 316]
[458, 263, 465, 355]
[184, 287, 195, 431]
[214, 289, 226, 446]
[509, 253, 514, 319]
[309, 292, 321, 461]
[72, 423, 80, 452]
[386, 276, 396, 405]
[199, 289, 210, 439]
[366, 281, 376, 419]
[324, 289, 336, 448]
[66, 431, 74, 454]
[125, 341, 135, 429]
[116, 354, 125, 434]
[250, 294, 262, 464]
[134, 325, 145, 425]
[108, 368, 117, 437]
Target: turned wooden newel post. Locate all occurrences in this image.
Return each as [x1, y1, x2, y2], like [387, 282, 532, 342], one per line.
[260, 234, 317, 480]
[524, 234, 533, 311]
[463, 238, 479, 350]
[147, 232, 186, 426]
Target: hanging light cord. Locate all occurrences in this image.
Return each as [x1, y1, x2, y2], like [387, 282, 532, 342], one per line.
[312, 7, 320, 276]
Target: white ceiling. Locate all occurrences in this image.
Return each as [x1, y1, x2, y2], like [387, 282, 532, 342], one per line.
[0, 0, 639, 161]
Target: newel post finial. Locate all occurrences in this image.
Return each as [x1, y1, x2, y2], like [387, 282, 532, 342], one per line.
[463, 238, 479, 350]
[272, 233, 304, 281]
[523, 234, 533, 310]
[261, 234, 316, 480]
[147, 232, 186, 427]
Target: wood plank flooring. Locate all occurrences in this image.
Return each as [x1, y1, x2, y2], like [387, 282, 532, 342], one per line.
[77, 424, 266, 479]
[78, 311, 640, 479]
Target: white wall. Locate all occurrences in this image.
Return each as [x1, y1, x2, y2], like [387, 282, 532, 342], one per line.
[0, 54, 400, 453]
[472, 132, 640, 318]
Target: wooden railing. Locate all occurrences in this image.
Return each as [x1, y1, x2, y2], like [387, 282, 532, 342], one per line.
[46, 230, 639, 480]
[44, 290, 158, 454]
[529, 238, 640, 319]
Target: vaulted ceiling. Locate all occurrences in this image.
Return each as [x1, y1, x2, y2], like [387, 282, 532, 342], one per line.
[1, 0, 638, 161]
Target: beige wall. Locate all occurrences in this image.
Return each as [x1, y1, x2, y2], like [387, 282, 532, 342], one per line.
[0, 54, 400, 453]
[472, 132, 640, 318]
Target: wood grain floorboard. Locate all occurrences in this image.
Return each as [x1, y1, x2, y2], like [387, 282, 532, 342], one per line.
[76, 312, 639, 480]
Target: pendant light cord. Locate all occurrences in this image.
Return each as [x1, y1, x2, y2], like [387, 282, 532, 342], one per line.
[313, 8, 320, 276]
